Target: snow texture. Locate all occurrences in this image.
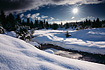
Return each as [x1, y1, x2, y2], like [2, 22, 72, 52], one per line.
[0, 34, 105, 70]
[29, 41, 41, 48]
[32, 28, 105, 55]
[44, 49, 54, 54]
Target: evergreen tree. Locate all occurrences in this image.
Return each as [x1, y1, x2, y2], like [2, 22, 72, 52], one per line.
[30, 21, 34, 28]
[92, 19, 96, 28]
[34, 18, 38, 28]
[65, 23, 69, 29]
[43, 19, 46, 28]
[26, 18, 30, 26]
[16, 14, 21, 24]
[45, 21, 49, 29]
[39, 21, 44, 29]
[44, 19, 46, 24]
[92, 18, 101, 28]
[88, 19, 91, 26]
[6, 13, 16, 31]
[22, 19, 25, 26]
[96, 18, 101, 28]
[0, 10, 6, 28]
[52, 23, 59, 30]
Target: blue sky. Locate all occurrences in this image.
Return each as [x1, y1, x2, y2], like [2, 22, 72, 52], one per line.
[0, 0, 105, 24]
[19, 3, 105, 24]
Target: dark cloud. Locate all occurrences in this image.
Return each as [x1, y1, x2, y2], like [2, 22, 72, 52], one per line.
[98, 0, 103, 1]
[0, 0, 105, 14]
[0, 0, 32, 11]
[52, 0, 64, 2]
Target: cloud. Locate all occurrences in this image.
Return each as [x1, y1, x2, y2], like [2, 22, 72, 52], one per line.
[45, 19, 48, 21]
[31, 13, 40, 19]
[41, 15, 48, 18]
[49, 17, 54, 20]
[20, 14, 24, 18]
[56, 19, 60, 20]
[49, 20, 77, 24]
[71, 17, 75, 19]
[87, 16, 95, 19]
[79, 16, 95, 21]
[26, 14, 31, 18]
[49, 16, 96, 24]
[80, 18, 87, 21]
[24, 13, 41, 20]
[37, 17, 41, 20]
[0, 0, 104, 13]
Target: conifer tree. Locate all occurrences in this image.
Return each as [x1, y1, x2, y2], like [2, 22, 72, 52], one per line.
[34, 18, 38, 28]
[6, 13, 16, 31]
[39, 21, 44, 29]
[0, 10, 6, 28]
[65, 23, 69, 29]
[16, 14, 21, 24]
[52, 23, 58, 30]
[27, 18, 30, 26]
[46, 21, 49, 29]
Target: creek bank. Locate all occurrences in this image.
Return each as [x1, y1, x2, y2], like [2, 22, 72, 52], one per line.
[39, 44, 105, 64]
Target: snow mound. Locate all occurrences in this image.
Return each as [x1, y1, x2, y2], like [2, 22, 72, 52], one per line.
[33, 28, 105, 54]
[44, 49, 54, 54]
[0, 34, 105, 70]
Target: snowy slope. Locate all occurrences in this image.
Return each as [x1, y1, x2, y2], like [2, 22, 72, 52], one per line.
[0, 34, 105, 70]
[32, 28, 105, 54]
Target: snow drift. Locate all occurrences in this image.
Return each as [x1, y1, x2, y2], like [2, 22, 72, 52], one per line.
[32, 28, 105, 55]
[0, 34, 105, 70]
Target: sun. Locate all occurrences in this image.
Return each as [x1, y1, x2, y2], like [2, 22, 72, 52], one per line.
[72, 8, 78, 14]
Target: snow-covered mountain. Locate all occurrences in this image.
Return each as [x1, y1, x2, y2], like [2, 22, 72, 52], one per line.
[0, 34, 105, 70]
[32, 28, 105, 54]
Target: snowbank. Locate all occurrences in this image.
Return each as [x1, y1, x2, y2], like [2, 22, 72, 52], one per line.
[0, 34, 105, 70]
[33, 28, 105, 55]
[29, 41, 41, 48]
[44, 49, 54, 54]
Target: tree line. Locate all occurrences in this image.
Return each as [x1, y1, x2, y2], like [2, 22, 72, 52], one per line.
[0, 10, 105, 34]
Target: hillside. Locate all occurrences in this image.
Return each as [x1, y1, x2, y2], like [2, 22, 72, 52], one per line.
[0, 34, 105, 70]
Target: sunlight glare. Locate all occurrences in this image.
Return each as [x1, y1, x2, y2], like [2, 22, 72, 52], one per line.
[72, 8, 78, 14]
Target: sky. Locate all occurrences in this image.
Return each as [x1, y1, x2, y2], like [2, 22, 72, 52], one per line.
[0, 0, 105, 24]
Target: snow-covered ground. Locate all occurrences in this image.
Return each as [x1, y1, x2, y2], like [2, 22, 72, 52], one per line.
[29, 41, 41, 48]
[5, 31, 17, 37]
[44, 48, 82, 59]
[32, 28, 105, 55]
[0, 34, 105, 70]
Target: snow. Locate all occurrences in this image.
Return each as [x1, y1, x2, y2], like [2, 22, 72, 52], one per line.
[32, 28, 105, 55]
[0, 34, 105, 70]
[29, 41, 41, 48]
[5, 31, 17, 37]
[44, 49, 54, 54]
[44, 48, 82, 59]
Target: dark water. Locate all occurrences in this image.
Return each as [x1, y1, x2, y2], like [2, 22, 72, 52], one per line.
[39, 44, 105, 64]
